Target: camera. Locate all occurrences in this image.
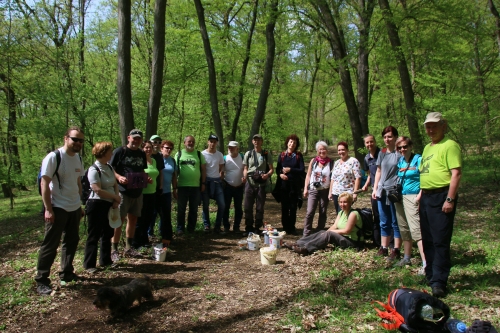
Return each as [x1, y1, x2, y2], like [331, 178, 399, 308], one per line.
[312, 181, 321, 188]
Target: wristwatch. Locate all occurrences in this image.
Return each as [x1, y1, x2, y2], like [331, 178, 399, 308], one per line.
[446, 197, 455, 203]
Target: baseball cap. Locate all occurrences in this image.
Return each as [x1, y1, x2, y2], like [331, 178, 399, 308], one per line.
[150, 135, 161, 141]
[228, 141, 239, 147]
[252, 134, 263, 139]
[129, 129, 143, 138]
[423, 112, 443, 124]
[208, 134, 219, 141]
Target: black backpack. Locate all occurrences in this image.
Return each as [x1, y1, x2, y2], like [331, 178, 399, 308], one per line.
[353, 208, 374, 243]
[81, 164, 101, 205]
[374, 288, 450, 333]
[38, 150, 61, 195]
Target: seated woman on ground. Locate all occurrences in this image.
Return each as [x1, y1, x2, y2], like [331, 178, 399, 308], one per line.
[284, 192, 363, 255]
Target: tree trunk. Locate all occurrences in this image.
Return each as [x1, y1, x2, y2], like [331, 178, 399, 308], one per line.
[0, 74, 22, 174]
[378, 0, 423, 152]
[231, 0, 258, 142]
[313, 0, 364, 162]
[356, 0, 375, 136]
[305, 49, 320, 154]
[473, 32, 492, 145]
[248, 0, 279, 149]
[194, 0, 224, 148]
[117, 0, 135, 146]
[488, 0, 500, 58]
[146, 0, 167, 138]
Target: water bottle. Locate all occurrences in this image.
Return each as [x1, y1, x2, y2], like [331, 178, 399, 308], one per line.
[419, 304, 434, 320]
[446, 319, 467, 333]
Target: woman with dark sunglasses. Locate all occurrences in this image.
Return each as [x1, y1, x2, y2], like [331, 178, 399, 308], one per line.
[393, 136, 426, 274]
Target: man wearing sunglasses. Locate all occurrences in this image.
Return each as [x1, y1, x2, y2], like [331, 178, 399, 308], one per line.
[36, 126, 85, 295]
[110, 129, 149, 260]
[148, 135, 165, 240]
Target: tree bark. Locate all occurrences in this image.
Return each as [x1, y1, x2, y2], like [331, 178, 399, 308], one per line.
[473, 32, 492, 145]
[305, 49, 320, 154]
[194, 0, 224, 148]
[146, 0, 167, 138]
[488, 0, 500, 58]
[313, 0, 364, 161]
[378, 0, 423, 152]
[117, 0, 135, 145]
[248, 0, 279, 149]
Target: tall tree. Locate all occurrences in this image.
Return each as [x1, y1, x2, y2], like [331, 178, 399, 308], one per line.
[146, 0, 167, 138]
[117, 0, 134, 145]
[249, 0, 279, 148]
[194, 0, 224, 148]
[378, 0, 423, 152]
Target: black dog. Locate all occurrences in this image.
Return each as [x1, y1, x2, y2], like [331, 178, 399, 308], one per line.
[93, 276, 153, 317]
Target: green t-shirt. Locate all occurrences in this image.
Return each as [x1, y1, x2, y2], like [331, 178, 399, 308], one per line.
[337, 210, 362, 241]
[419, 138, 462, 189]
[175, 149, 206, 187]
[143, 159, 159, 194]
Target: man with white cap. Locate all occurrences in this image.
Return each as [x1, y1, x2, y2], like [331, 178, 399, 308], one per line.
[222, 141, 245, 232]
[419, 112, 462, 298]
[242, 133, 274, 235]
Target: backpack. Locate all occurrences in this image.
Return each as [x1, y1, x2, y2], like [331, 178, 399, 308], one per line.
[373, 288, 450, 333]
[81, 164, 102, 205]
[223, 152, 244, 162]
[245, 149, 270, 173]
[38, 150, 61, 195]
[353, 208, 374, 243]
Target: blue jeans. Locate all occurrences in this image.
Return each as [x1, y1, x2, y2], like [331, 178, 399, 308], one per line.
[177, 187, 201, 232]
[377, 191, 400, 239]
[223, 183, 244, 231]
[202, 177, 226, 229]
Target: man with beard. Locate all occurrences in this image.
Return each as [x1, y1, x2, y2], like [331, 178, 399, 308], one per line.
[36, 126, 85, 295]
[110, 129, 149, 260]
[175, 135, 206, 234]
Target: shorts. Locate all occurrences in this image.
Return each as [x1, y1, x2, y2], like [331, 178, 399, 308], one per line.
[119, 193, 143, 218]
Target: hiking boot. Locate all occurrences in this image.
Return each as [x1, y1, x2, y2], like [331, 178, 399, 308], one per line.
[124, 248, 142, 258]
[282, 242, 296, 250]
[111, 250, 121, 263]
[393, 257, 412, 267]
[37, 284, 52, 296]
[61, 273, 82, 283]
[387, 248, 401, 262]
[85, 268, 98, 275]
[432, 286, 447, 298]
[376, 247, 388, 257]
[293, 245, 309, 256]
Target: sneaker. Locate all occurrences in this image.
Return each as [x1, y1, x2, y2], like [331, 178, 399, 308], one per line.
[124, 248, 142, 258]
[417, 266, 426, 276]
[431, 286, 447, 298]
[376, 247, 389, 257]
[387, 248, 401, 262]
[61, 273, 82, 283]
[394, 257, 412, 267]
[85, 268, 98, 274]
[111, 250, 121, 263]
[37, 284, 52, 296]
[204, 226, 211, 233]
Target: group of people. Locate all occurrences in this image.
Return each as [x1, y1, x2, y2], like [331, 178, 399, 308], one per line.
[35, 112, 461, 299]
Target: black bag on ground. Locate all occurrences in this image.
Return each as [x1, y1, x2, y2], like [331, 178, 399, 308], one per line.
[353, 208, 374, 243]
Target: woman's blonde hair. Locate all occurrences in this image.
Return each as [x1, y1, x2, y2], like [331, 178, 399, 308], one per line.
[338, 192, 353, 204]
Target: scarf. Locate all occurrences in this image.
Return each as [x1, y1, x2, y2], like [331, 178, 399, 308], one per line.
[314, 156, 331, 165]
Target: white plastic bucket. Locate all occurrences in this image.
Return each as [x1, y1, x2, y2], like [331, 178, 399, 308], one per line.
[260, 247, 278, 265]
[247, 239, 260, 251]
[153, 244, 167, 262]
[237, 240, 247, 250]
[269, 235, 283, 249]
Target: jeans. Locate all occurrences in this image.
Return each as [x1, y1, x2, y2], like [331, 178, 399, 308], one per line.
[377, 192, 401, 239]
[303, 188, 330, 236]
[223, 183, 244, 231]
[159, 192, 173, 241]
[420, 191, 457, 289]
[83, 200, 114, 268]
[35, 207, 81, 286]
[177, 187, 201, 232]
[134, 193, 156, 247]
[244, 182, 266, 232]
[202, 177, 226, 230]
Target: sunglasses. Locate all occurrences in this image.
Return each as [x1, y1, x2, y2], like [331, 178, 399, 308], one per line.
[163, 146, 173, 150]
[153, 141, 162, 144]
[397, 145, 409, 150]
[69, 137, 84, 143]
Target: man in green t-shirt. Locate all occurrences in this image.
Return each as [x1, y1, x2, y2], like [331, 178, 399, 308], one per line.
[175, 135, 206, 234]
[419, 112, 462, 298]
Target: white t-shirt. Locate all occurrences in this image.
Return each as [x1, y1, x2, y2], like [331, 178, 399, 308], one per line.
[41, 148, 84, 211]
[309, 162, 332, 190]
[88, 160, 116, 202]
[202, 150, 224, 178]
[224, 153, 243, 186]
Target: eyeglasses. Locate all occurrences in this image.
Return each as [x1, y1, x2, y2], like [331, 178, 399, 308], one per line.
[397, 145, 409, 150]
[163, 146, 173, 150]
[69, 137, 84, 143]
[153, 141, 161, 144]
